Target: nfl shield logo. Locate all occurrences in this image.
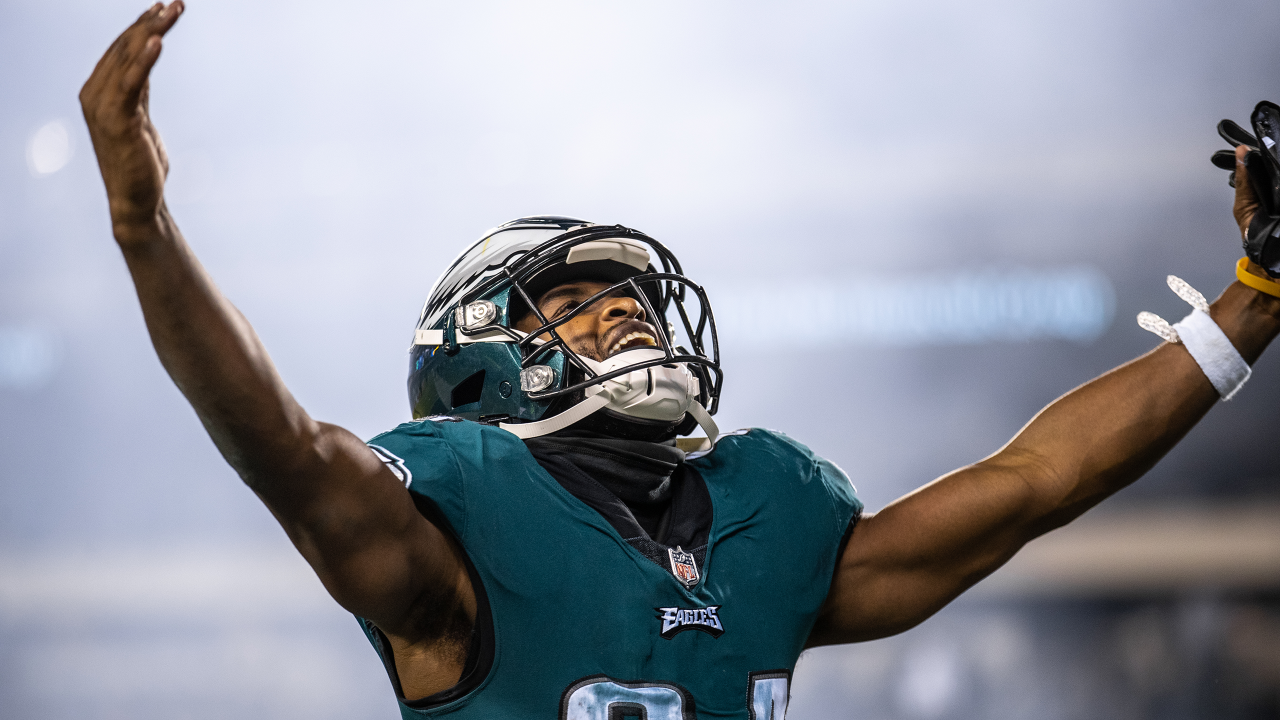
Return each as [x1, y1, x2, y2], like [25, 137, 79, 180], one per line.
[668, 546, 700, 587]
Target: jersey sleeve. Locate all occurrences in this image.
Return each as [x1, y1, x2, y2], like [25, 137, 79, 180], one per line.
[711, 428, 863, 534]
[769, 428, 863, 527]
[366, 418, 470, 535]
[814, 451, 863, 527]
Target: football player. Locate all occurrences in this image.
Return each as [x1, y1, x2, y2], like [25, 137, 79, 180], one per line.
[79, 4, 1280, 719]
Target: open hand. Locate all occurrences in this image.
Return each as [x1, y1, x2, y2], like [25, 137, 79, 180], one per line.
[79, 2, 184, 246]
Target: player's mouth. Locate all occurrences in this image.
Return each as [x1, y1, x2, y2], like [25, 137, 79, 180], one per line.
[606, 331, 658, 358]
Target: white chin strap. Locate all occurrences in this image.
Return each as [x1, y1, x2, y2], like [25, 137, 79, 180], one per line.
[498, 392, 612, 439]
[498, 349, 719, 450]
[499, 392, 719, 449]
[682, 400, 719, 451]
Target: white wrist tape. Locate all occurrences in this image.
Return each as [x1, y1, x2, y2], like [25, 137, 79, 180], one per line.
[1137, 275, 1250, 401]
[1171, 308, 1251, 400]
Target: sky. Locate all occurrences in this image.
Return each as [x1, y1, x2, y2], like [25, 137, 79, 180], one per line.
[2, 0, 1280, 718]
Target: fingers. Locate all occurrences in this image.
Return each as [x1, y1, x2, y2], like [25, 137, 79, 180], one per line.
[133, 1, 185, 41]
[107, 4, 170, 72]
[1234, 145, 1260, 241]
[155, 0, 185, 37]
[119, 35, 164, 109]
[83, 3, 185, 118]
[120, 3, 184, 101]
[131, 2, 183, 38]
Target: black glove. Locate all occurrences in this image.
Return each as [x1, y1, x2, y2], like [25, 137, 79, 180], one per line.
[1212, 101, 1280, 277]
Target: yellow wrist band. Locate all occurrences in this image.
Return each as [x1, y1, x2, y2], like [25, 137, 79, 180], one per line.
[1235, 257, 1280, 299]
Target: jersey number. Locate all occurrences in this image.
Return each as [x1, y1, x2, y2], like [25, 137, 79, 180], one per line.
[561, 672, 789, 720]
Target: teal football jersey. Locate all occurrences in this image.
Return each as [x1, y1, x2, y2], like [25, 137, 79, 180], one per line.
[361, 419, 862, 720]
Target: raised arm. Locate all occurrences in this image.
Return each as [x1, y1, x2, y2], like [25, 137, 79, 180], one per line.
[808, 146, 1280, 646]
[80, 3, 473, 695]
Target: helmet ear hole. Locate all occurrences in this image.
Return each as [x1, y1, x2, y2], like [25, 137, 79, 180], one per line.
[451, 370, 486, 409]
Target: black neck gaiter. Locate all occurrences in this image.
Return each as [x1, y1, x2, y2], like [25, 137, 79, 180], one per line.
[524, 428, 715, 576]
[523, 430, 684, 539]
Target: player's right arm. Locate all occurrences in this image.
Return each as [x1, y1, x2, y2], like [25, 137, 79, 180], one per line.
[80, 3, 474, 696]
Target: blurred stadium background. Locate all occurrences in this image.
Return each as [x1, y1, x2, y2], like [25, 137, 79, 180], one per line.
[2, 0, 1280, 718]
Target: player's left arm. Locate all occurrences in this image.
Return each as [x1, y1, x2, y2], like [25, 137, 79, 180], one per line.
[807, 148, 1280, 646]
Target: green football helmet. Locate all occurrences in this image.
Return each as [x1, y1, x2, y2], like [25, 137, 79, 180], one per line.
[408, 217, 722, 443]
